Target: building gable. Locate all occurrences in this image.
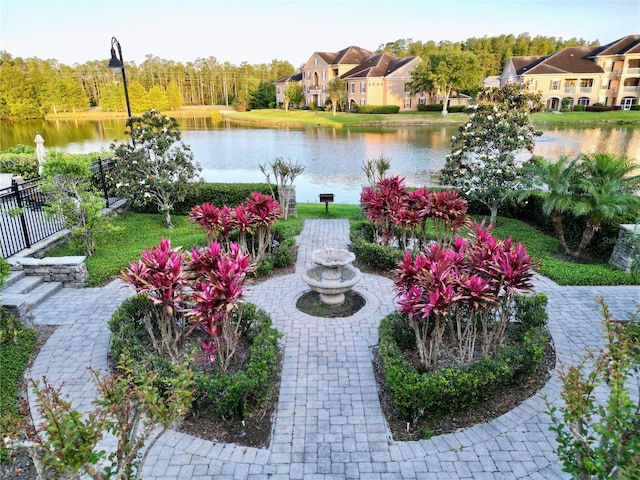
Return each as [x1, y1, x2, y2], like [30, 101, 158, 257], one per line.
[590, 34, 640, 57]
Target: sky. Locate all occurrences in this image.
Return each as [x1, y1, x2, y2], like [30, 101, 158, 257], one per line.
[1, 0, 639, 68]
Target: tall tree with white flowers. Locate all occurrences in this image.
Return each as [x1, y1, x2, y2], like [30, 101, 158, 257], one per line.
[440, 83, 543, 225]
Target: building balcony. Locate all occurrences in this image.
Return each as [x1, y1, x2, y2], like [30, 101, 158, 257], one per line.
[564, 87, 576, 93]
[623, 85, 639, 92]
[623, 67, 640, 75]
[580, 87, 593, 93]
[309, 88, 321, 94]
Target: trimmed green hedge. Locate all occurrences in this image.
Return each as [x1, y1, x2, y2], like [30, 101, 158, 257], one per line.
[417, 104, 467, 113]
[357, 105, 401, 114]
[349, 221, 404, 271]
[377, 294, 549, 424]
[131, 182, 275, 215]
[108, 296, 282, 419]
[417, 103, 445, 112]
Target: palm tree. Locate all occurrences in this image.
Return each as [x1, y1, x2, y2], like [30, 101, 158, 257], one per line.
[572, 153, 640, 258]
[516, 155, 579, 255]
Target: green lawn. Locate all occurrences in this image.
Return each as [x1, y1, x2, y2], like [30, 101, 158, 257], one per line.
[531, 110, 640, 124]
[220, 108, 640, 128]
[47, 204, 638, 287]
[221, 108, 468, 127]
[49, 212, 207, 286]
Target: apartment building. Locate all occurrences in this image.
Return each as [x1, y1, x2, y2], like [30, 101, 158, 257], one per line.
[275, 46, 431, 111]
[500, 34, 640, 110]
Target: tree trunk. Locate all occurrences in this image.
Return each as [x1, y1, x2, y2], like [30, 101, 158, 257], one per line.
[489, 204, 498, 226]
[441, 87, 451, 116]
[576, 218, 600, 258]
[551, 210, 571, 255]
[164, 210, 173, 229]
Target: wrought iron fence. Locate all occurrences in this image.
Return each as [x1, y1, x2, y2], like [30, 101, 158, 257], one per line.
[0, 156, 118, 259]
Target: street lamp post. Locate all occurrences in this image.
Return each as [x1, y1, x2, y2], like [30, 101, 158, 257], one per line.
[108, 36, 132, 118]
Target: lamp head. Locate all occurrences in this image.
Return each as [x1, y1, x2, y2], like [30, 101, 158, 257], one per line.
[108, 46, 124, 71]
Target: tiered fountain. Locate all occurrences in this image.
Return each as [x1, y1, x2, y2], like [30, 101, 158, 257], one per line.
[301, 248, 362, 305]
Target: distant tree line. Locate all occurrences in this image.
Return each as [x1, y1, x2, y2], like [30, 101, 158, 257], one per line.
[0, 33, 597, 119]
[377, 33, 597, 78]
[0, 52, 295, 118]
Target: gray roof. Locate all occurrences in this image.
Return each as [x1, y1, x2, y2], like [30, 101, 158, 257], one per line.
[341, 53, 418, 79]
[512, 46, 603, 76]
[274, 72, 303, 84]
[589, 34, 640, 56]
[316, 46, 373, 66]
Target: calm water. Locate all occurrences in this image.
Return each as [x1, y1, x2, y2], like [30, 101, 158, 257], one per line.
[1, 117, 639, 204]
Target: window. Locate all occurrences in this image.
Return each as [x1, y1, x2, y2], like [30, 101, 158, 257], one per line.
[322, 71, 326, 80]
[577, 97, 590, 106]
[405, 98, 412, 108]
[360, 82, 366, 93]
[419, 97, 426, 104]
[580, 78, 594, 93]
[564, 79, 577, 93]
[404, 82, 411, 94]
[601, 79, 610, 90]
[276, 87, 280, 94]
[350, 83, 355, 93]
[550, 80, 559, 90]
[360, 98, 365, 106]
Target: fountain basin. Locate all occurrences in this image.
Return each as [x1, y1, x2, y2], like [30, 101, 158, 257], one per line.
[302, 248, 363, 306]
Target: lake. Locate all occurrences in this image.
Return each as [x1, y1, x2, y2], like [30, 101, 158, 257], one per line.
[1, 117, 639, 204]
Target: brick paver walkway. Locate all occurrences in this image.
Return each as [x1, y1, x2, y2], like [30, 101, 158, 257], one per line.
[26, 219, 639, 479]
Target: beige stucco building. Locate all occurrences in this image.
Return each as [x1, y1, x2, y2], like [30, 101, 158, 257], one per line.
[500, 34, 640, 110]
[276, 46, 440, 111]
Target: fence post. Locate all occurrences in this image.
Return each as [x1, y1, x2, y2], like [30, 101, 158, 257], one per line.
[11, 180, 32, 248]
[96, 157, 110, 207]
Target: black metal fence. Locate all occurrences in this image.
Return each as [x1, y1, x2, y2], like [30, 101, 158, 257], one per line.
[0, 156, 118, 259]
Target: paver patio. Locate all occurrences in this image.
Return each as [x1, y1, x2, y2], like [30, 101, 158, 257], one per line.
[25, 219, 639, 479]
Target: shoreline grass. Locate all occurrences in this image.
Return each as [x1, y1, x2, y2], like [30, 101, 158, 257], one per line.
[41, 106, 640, 127]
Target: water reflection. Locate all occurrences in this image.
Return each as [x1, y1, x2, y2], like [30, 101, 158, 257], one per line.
[1, 117, 638, 204]
[535, 126, 640, 159]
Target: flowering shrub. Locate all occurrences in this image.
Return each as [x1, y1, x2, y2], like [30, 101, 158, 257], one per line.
[110, 110, 201, 228]
[121, 238, 254, 371]
[440, 83, 543, 225]
[360, 176, 468, 249]
[393, 221, 539, 371]
[188, 191, 283, 261]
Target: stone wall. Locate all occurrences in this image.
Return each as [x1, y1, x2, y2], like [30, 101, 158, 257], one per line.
[13, 256, 87, 287]
[608, 224, 638, 273]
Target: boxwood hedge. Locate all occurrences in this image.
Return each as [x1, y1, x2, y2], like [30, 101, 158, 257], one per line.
[377, 294, 549, 424]
[108, 296, 282, 420]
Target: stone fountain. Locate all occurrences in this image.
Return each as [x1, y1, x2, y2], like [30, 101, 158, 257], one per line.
[301, 248, 363, 305]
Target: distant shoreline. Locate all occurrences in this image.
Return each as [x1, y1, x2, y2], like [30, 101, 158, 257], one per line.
[7, 106, 639, 127]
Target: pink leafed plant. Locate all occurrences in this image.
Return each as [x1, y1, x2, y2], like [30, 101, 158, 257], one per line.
[186, 241, 254, 371]
[121, 237, 188, 361]
[188, 203, 221, 243]
[393, 221, 538, 370]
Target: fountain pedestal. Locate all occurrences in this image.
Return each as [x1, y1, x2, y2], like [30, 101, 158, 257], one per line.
[301, 248, 362, 306]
